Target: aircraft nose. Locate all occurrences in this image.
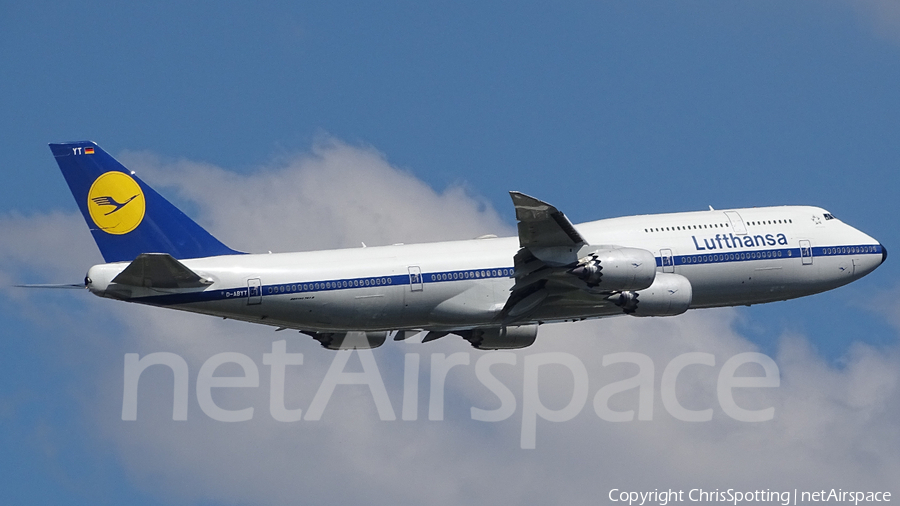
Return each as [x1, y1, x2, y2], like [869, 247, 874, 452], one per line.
[881, 243, 888, 264]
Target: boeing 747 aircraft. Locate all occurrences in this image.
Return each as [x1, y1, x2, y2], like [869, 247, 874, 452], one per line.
[38, 141, 886, 350]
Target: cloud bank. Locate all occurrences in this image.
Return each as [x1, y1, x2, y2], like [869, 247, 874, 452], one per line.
[118, 137, 511, 253]
[848, 0, 900, 46]
[2, 139, 898, 505]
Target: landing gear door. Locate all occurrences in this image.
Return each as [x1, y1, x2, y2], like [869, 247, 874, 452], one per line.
[248, 278, 262, 305]
[660, 249, 675, 273]
[408, 266, 423, 292]
[724, 211, 748, 235]
[799, 240, 813, 265]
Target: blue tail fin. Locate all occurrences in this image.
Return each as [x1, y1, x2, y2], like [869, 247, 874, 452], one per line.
[50, 141, 242, 263]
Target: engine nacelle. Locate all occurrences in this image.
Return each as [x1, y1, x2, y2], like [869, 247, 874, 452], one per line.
[462, 325, 538, 350]
[568, 247, 657, 291]
[613, 272, 692, 317]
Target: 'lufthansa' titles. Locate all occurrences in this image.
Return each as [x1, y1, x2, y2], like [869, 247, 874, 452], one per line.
[692, 232, 787, 251]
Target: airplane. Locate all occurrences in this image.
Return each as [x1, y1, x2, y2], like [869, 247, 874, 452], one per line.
[33, 141, 886, 350]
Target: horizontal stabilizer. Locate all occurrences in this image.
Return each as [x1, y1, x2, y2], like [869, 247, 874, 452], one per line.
[112, 253, 212, 289]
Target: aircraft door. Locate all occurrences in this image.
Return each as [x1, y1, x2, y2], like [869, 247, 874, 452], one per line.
[402, 265, 428, 326]
[247, 278, 262, 305]
[799, 240, 813, 265]
[724, 211, 748, 235]
[408, 266, 423, 291]
[660, 249, 675, 273]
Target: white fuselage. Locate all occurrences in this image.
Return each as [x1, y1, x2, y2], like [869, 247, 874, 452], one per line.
[85, 205, 885, 333]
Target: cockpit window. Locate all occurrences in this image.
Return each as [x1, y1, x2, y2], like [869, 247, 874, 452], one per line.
[823, 213, 835, 221]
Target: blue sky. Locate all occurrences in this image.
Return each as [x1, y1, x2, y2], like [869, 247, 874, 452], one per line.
[5, 0, 896, 354]
[2, 2, 899, 505]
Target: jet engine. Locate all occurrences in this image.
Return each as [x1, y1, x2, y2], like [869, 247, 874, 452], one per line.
[611, 272, 692, 317]
[460, 325, 538, 350]
[568, 247, 657, 291]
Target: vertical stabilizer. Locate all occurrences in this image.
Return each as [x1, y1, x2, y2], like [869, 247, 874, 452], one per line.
[49, 141, 241, 262]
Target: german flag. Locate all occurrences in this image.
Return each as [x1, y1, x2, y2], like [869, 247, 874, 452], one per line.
[84, 147, 95, 155]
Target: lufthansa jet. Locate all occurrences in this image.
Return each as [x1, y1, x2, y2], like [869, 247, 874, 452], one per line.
[34, 141, 887, 350]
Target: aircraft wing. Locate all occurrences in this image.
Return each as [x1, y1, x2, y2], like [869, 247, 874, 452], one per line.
[511, 191, 586, 252]
[499, 192, 616, 322]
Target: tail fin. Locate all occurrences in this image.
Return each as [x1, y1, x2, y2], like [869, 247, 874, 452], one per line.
[49, 141, 242, 263]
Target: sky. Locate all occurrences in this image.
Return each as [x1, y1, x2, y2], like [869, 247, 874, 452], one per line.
[1, 1, 899, 504]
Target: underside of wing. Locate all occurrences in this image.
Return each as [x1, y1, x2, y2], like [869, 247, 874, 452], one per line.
[299, 330, 389, 350]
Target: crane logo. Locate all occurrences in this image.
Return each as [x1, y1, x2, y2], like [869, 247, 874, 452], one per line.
[87, 171, 145, 235]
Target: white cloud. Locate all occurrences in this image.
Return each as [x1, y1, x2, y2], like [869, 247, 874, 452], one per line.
[847, 0, 900, 46]
[865, 284, 900, 334]
[2, 139, 898, 505]
[0, 211, 98, 281]
[118, 137, 512, 253]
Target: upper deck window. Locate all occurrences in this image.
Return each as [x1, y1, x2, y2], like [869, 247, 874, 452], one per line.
[823, 213, 835, 221]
